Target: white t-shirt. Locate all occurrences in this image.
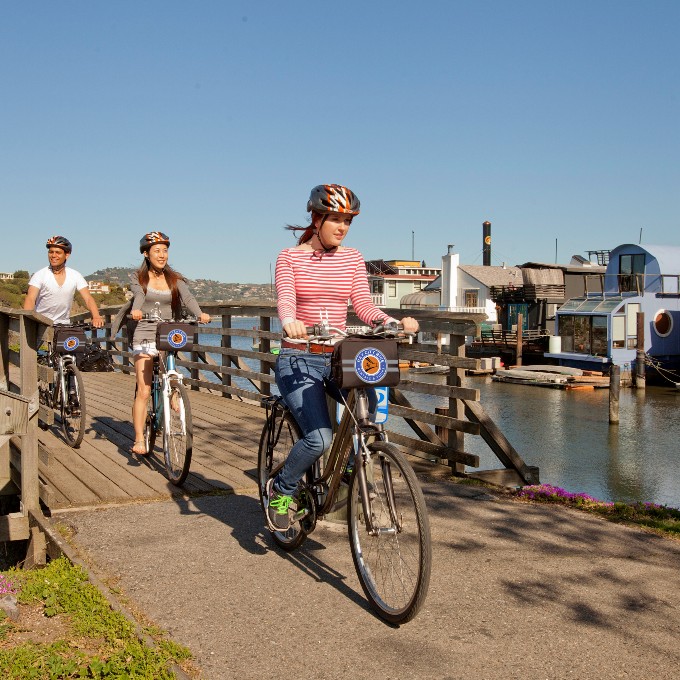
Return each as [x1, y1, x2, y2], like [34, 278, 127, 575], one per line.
[28, 266, 88, 324]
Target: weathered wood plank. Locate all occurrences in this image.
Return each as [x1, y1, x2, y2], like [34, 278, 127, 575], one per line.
[397, 379, 479, 401]
[398, 348, 480, 370]
[387, 403, 480, 435]
[463, 399, 539, 484]
[386, 432, 480, 467]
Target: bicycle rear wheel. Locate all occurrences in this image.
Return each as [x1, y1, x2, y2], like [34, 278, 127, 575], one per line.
[257, 407, 308, 551]
[163, 381, 192, 486]
[348, 441, 431, 625]
[61, 364, 86, 448]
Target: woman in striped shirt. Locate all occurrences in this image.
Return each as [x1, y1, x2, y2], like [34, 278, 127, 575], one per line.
[265, 184, 418, 532]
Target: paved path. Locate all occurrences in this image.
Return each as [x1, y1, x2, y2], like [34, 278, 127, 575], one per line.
[62, 478, 680, 680]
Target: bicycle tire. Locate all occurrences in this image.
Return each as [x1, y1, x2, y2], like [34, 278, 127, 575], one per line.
[347, 441, 431, 624]
[257, 408, 308, 551]
[61, 364, 86, 448]
[163, 381, 192, 486]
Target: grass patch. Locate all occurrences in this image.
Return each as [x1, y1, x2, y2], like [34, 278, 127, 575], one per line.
[0, 556, 193, 679]
[514, 484, 680, 537]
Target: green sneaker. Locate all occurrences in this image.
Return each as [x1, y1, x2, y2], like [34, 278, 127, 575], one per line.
[266, 478, 293, 531]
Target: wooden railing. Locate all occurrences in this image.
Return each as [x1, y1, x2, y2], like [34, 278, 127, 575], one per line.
[0, 307, 53, 544]
[80, 303, 539, 486]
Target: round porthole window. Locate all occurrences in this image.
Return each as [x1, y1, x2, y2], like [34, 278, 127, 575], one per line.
[653, 310, 673, 338]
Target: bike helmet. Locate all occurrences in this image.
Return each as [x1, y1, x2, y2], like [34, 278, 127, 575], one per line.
[45, 236, 72, 253]
[307, 184, 360, 216]
[139, 231, 170, 253]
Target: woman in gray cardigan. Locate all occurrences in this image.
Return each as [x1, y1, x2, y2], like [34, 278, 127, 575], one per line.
[128, 231, 210, 455]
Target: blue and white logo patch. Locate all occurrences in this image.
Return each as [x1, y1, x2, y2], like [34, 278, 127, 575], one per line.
[166, 328, 188, 349]
[64, 336, 80, 351]
[354, 347, 388, 384]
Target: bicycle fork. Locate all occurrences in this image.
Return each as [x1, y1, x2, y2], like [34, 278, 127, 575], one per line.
[356, 437, 400, 537]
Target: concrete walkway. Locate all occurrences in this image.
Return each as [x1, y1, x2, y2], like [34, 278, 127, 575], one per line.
[60, 478, 680, 680]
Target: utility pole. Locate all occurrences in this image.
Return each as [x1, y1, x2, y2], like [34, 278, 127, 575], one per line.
[411, 231, 414, 260]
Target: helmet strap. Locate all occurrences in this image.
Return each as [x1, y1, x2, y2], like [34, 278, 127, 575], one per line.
[313, 215, 336, 253]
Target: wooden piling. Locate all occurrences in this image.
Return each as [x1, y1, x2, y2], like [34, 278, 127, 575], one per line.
[635, 312, 645, 390]
[609, 365, 620, 424]
[516, 313, 523, 367]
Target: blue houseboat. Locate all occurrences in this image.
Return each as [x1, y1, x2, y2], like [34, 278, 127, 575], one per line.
[545, 244, 680, 384]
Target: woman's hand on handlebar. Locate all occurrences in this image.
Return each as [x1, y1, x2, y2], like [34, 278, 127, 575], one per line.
[399, 317, 419, 335]
[131, 309, 143, 321]
[199, 313, 211, 324]
[282, 320, 308, 340]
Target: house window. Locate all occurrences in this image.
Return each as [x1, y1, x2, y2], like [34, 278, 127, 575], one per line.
[558, 314, 608, 355]
[653, 310, 673, 338]
[388, 281, 397, 298]
[464, 289, 478, 307]
[612, 315, 625, 348]
[371, 280, 384, 295]
[619, 253, 645, 293]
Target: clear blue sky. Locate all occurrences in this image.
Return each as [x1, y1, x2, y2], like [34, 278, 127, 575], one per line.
[2, 1, 678, 283]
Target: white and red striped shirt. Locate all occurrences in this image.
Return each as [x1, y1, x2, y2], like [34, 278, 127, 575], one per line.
[275, 247, 391, 331]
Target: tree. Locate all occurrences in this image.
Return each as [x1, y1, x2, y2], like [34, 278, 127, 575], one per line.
[13, 270, 30, 279]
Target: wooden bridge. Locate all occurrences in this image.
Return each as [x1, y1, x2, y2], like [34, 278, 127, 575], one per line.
[1, 304, 539, 544]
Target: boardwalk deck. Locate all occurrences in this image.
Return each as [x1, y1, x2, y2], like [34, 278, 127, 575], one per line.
[38, 372, 263, 513]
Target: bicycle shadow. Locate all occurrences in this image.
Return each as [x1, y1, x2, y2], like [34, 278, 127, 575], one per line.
[170, 482, 370, 616]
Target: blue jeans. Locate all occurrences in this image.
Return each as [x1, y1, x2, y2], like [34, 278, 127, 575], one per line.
[273, 349, 376, 496]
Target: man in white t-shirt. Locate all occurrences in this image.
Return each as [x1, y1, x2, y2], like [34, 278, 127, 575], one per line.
[23, 236, 104, 327]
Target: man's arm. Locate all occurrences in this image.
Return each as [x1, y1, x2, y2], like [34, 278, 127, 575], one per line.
[23, 285, 39, 311]
[77, 288, 104, 328]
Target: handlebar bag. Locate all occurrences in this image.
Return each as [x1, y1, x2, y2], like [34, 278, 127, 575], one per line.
[53, 325, 87, 354]
[155, 323, 196, 352]
[331, 337, 400, 389]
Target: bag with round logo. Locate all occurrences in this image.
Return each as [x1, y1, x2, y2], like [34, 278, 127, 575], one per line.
[155, 322, 196, 352]
[331, 337, 400, 389]
[53, 325, 87, 354]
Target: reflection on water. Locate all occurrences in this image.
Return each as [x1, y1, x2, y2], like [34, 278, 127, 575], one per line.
[198, 320, 680, 508]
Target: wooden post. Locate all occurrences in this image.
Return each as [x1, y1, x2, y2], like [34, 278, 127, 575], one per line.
[259, 315, 271, 397]
[515, 312, 523, 367]
[18, 314, 40, 513]
[609, 365, 620, 424]
[635, 312, 645, 390]
[446, 335, 466, 475]
[190, 324, 199, 391]
[221, 312, 232, 398]
[0, 311, 8, 391]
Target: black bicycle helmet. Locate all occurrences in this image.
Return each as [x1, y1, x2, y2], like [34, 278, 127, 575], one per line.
[307, 184, 360, 216]
[139, 231, 170, 253]
[45, 236, 72, 253]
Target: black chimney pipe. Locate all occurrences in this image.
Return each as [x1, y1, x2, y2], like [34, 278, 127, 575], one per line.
[483, 221, 491, 266]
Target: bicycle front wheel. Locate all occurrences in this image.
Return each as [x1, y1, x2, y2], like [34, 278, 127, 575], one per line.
[257, 407, 308, 551]
[163, 381, 192, 486]
[61, 364, 86, 448]
[348, 441, 431, 625]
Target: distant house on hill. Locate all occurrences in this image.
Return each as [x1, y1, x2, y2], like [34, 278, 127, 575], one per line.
[0, 273, 14, 281]
[87, 281, 111, 295]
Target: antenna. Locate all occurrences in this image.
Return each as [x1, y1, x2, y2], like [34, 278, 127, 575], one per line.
[411, 231, 414, 260]
[639, 227, 643, 244]
[555, 238, 558, 264]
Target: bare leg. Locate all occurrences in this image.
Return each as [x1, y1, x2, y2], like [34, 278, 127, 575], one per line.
[132, 354, 153, 453]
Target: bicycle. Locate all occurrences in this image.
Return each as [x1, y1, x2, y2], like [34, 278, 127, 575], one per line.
[135, 308, 196, 486]
[38, 323, 89, 448]
[258, 322, 432, 624]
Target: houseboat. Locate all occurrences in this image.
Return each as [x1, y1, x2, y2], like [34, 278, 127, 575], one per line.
[545, 243, 680, 385]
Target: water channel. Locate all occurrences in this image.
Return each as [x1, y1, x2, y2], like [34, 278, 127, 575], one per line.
[200, 319, 680, 509]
